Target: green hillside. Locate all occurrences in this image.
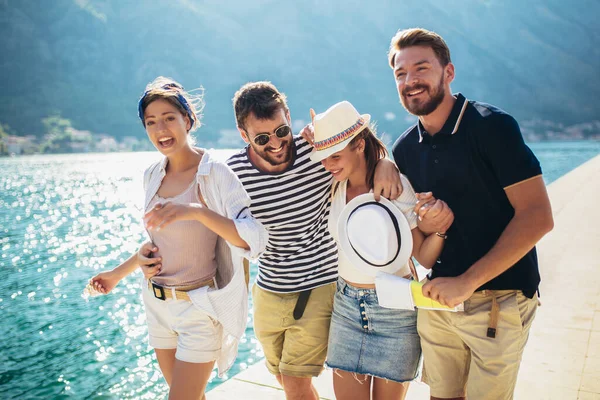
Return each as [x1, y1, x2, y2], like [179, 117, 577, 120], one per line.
[1, 0, 599, 147]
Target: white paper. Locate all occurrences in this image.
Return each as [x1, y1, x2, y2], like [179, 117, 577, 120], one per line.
[375, 272, 415, 310]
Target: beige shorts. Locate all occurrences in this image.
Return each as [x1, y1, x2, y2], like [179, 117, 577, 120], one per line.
[142, 280, 222, 364]
[418, 289, 538, 400]
[252, 282, 336, 378]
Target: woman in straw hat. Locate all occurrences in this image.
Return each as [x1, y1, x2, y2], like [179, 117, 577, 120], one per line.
[308, 101, 452, 400]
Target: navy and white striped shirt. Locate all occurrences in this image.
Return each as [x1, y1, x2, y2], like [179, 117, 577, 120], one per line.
[227, 136, 338, 293]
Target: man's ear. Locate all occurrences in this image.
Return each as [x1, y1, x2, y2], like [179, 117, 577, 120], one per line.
[444, 62, 455, 85]
[285, 110, 291, 126]
[238, 127, 250, 144]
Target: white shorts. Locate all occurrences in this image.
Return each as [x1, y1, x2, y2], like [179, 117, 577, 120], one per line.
[142, 281, 222, 364]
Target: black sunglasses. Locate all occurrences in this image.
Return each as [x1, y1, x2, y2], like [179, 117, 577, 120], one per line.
[252, 125, 292, 146]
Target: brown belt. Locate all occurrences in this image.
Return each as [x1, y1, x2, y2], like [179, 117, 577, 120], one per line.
[148, 277, 215, 301]
[486, 290, 500, 339]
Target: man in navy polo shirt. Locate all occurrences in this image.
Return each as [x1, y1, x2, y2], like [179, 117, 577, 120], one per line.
[388, 28, 554, 400]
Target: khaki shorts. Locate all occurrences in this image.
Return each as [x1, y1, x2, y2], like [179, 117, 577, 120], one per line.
[418, 289, 538, 400]
[252, 282, 336, 378]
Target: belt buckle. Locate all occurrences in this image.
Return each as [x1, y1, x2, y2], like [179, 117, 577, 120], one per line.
[152, 282, 166, 300]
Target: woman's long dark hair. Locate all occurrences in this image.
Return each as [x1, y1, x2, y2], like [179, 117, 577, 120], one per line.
[348, 125, 388, 189]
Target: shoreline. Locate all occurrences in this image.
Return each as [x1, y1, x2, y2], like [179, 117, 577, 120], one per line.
[1, 138, 599, 158]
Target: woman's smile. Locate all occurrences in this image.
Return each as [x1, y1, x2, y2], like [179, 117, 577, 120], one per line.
[157, 136, 175, 149]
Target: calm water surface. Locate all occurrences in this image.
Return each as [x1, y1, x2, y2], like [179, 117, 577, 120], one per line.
[0, 142, 598, 399]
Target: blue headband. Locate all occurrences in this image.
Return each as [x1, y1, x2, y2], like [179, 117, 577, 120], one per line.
[137, 83, 195, 129]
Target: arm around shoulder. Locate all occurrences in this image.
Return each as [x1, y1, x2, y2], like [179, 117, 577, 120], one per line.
[211, 162, 268, 260]
[373, 158, 403, 201]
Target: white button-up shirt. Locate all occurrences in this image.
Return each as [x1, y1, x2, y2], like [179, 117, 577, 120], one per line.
[143, 150, 268, 376]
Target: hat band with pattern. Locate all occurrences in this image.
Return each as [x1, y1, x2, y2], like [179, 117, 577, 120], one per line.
[313, 117, 365, 151]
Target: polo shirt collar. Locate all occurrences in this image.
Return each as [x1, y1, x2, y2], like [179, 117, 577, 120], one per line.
[417, 93, 468, 143]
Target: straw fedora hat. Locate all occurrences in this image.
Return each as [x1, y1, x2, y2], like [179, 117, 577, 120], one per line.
[309, 101, 371, 162]
[337, 193, 413, 277]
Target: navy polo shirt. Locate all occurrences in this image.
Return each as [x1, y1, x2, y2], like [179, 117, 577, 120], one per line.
[392, 94, 542, 298]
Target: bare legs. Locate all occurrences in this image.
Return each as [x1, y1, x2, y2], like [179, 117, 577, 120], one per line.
[333, 369, 409, 400]
[155, 348, 214, 400]
[275, 374, 319, 400]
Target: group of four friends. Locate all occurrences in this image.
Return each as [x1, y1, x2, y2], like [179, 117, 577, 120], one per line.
[90, 28, 554, 400]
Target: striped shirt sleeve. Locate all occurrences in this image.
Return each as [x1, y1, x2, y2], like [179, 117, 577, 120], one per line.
[207, 161, 269, 261]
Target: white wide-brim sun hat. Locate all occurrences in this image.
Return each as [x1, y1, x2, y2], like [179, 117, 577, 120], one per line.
[337, 193, 414, 277]
[309, 100, 371, 162]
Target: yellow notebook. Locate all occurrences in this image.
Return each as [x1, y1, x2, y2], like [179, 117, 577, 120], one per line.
[375, 273, 464, 312]
[410, 280, 463, 311]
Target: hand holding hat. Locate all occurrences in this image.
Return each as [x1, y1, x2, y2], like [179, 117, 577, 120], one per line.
[338, 193, 413, 277]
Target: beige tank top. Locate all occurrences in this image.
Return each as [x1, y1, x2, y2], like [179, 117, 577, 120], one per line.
[146, 179, 218, 287]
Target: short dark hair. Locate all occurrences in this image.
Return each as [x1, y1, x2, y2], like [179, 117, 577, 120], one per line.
[232, 81, 289, 130]
[388, 28, 451, 68]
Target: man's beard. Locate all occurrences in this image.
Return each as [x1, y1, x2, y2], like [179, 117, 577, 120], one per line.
[251, 139, 293, 166]
[401, 74, 445, 116]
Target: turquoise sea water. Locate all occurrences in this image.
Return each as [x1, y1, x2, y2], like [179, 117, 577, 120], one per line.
[1, 142, 599, 399]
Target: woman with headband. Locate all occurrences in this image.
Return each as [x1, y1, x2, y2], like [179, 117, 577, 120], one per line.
[89, 76, 267, 398]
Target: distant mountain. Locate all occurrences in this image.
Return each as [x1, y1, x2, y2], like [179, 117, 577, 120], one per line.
[1, 0, 599, 146]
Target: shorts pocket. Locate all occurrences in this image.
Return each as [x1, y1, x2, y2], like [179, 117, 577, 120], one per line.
[515, 291, 537, 329]
[187, 285, 216, 318]
[332, 290, 358, 325]
[499, 291, 526, 332]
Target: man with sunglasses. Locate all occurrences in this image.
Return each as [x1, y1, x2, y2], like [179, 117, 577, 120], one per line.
[224, 81, 404, 400]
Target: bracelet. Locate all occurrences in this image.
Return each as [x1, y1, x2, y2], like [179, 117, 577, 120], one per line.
[435, 232, 448, 239]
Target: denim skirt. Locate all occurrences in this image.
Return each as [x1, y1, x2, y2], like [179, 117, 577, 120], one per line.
[325, 277, 421, 382]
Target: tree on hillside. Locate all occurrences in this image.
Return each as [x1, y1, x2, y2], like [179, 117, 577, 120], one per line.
[43, 115, 72, 137]
[41, 115, 75, 153]
[0, 123, 10, 156]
